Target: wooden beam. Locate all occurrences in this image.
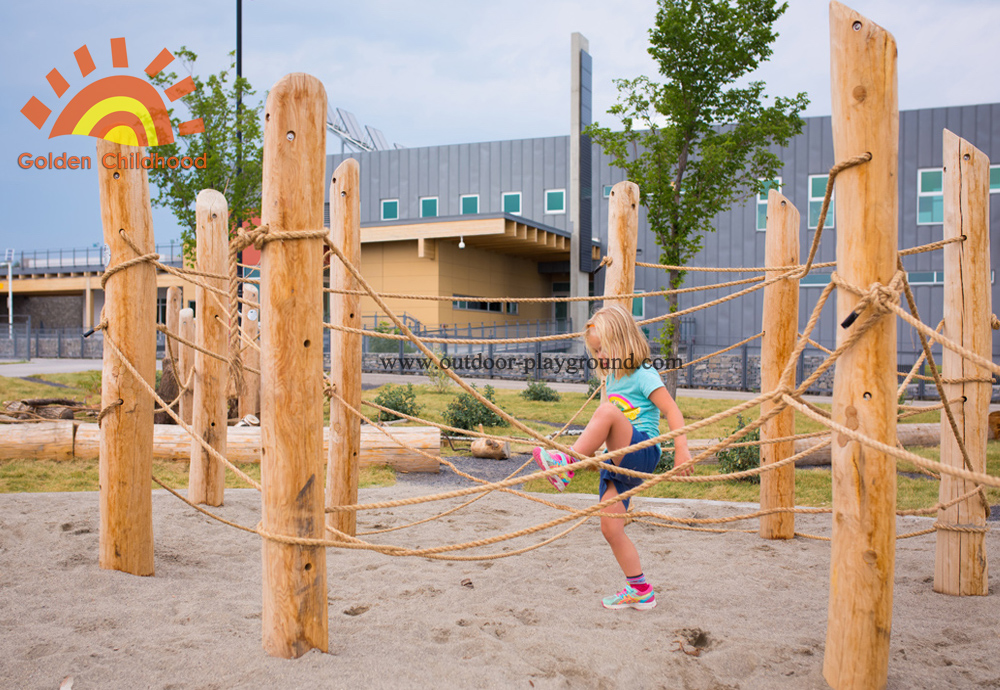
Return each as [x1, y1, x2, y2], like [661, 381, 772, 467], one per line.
[259, 73, 328, 659]
[96, 139, 156, 577]
[416, 237, 436, 260]
[604, 181, 639, 312]
[824, 4, 898, 688]
[759, 190, 799, 540]
[934, 129, 991, 596]
[238, 284, 261, 419]
[188, 190, 228, 506]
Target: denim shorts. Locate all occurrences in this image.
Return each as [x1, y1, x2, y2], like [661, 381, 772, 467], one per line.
[599, 426, 661, 511]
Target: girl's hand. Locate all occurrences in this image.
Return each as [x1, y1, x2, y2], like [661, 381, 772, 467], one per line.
[673, 446, 693, 476]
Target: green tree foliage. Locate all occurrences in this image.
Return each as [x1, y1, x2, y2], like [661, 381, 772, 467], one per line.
[147, 48, 264, 256]
[587, 0, 808, 396]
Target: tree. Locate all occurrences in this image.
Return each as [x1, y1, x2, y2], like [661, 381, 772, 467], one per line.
[587, 0, 808, 396]
[147, 48, 264, 257]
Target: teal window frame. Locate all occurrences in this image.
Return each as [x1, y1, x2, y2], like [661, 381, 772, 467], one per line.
[990, 165, 1000, 193]
[460, 194, 479, 215]
[545, 189, 566, 214]
[917, 168, 943, 224]
[420, 196, 438, 219]
[808, 174, 834, 229]
[502, 192, 521, 216]
[381, 199, 399, 221]
[756, 178, 782, 231]
[602, 185, 613, 198]
[631, 290, 645, 319]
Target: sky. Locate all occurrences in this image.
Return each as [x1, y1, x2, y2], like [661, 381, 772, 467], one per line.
[2, 0, 998, 252]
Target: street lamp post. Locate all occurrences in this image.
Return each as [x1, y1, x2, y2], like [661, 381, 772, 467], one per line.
[4, 249, 12, 339]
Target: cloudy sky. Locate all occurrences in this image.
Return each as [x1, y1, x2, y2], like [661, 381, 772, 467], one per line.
[2, 0, 998, 251]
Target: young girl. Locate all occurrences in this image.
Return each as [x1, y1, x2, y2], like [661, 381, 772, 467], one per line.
[533, 304, 691, 610]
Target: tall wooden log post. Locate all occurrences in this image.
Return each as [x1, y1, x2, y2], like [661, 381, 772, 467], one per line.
[238, 284, 261, 419]
[934, 129, 991, 596]
[179, 308, 195, 425]
[326, 159, 362, 537]
[759, 190, 799, 539]
[260, 73, 328, 658]
[824, 4, 898, 689]
[188, 190, 229, 506]
[97, 139, 156, 576]
[165, 286, 182, 371]
[604, 181, 639, 313]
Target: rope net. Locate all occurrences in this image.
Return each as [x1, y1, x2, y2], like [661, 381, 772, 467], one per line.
[90, 153, 997, 561]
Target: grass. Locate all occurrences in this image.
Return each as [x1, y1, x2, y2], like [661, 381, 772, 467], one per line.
[2, 372, 996, 514]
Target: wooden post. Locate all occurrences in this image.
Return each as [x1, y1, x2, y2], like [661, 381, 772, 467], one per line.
[260, 73, 328, 658]
[824, 4, 898, 689]
[934, 129, 991, 596]
[604, 181, 639, 313]
[163, 285, 182, 386]
[178, 308, 195, 425]
[238, 284, 261, 419]
[96, 139, 156, 576]
[759, 190, 799, 539]
[326, 158, 362, 537]
[188, 190, 229, 506]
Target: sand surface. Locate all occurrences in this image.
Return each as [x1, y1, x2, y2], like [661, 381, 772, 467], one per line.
[1, 469, 998, 690]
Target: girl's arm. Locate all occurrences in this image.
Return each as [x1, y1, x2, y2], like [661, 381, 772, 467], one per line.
[649, 387, 692, 476]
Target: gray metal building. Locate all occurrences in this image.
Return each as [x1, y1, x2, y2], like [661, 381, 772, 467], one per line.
[329, 102, 1000, 364]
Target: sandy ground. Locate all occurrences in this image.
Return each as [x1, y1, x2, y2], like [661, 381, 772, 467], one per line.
[1, 471, 999, 690]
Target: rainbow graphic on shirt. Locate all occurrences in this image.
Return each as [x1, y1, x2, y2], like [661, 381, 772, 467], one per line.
[608, 393, 639, 421]
[20, 38, 203, 147]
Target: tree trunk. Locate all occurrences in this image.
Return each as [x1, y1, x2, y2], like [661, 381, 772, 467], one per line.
[663, 268, 681, 399]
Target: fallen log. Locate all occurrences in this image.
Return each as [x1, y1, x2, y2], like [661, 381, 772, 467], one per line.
[0, 421, 75, 461]
[684, 423, 939, 467]
[471, 424, 511, 459]
[72, 423, 440, 472]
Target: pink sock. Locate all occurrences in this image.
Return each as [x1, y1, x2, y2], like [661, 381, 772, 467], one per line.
[632, 583, 651, 594]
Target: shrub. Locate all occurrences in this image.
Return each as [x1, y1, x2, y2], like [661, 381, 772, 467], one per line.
[424, 349, 452, 393]
[372, 383, 421, 422]
[443, 384, 509, 431]
[520, 379, 560, 402]
[654, 445, 675, 473]
[369, 321, 415, 354]
[587, 377, 603, 399]
[716, 415, 760, 483]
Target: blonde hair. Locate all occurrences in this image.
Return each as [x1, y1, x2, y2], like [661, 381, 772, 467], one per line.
[585, 303, 650, 378]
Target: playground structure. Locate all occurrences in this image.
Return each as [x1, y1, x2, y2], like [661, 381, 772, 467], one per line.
[8, 3, 990, 689]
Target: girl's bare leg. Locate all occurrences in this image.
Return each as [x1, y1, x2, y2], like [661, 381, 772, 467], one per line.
[572, 402, 633, 461]
[599, 483, 641, 577]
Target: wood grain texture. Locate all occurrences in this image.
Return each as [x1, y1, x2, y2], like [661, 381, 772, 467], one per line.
[238, 284, 261, 419]
[326, 159, 362, 537]
[604, 181, 639, 313]
[824, 4, 898, 688]
[178, 308, 195, 425]
[259, 73, 328, 658]
[75, 423, 440, 471]
[934, 130, 990, 596]
[188, 190, 229, 506]
[759, 190, 800, 539]
[0, 421, 74, 460]
[97, 139, 156, 576]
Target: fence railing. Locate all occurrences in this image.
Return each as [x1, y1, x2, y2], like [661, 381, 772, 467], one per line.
[9, 243, 185, 275]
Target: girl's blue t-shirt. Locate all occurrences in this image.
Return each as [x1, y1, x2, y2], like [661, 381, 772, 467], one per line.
[605, 363, 665, 441]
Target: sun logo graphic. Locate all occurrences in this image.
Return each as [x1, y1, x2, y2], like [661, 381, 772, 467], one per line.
[20, 38, 203, 147]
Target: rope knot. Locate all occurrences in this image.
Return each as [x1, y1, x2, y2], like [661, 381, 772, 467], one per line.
[866, 281, 900, 314]
[241, 224, 270, 251]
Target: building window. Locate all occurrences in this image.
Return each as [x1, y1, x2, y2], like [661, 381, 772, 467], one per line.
[460, 194, 479, 215]
[990, 165, 1000, 193]
[631, 290, 645, 319]
[156, 296, 167, 324]
[602, 185, 613, 198]
[756, 178, 782, 231]
[381, 199, 399, 221]
[917, 168, 943, 224]
[452, 295, 504, 313]
[502, 192, 521, 215]
[420, 197, 438, 218]
[545, 189, 566, 214]
[808, 175, 834, 229]
[505, 302, 518, 315]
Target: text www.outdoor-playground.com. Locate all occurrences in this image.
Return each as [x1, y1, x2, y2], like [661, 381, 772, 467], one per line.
[377, 354, 684, 376]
